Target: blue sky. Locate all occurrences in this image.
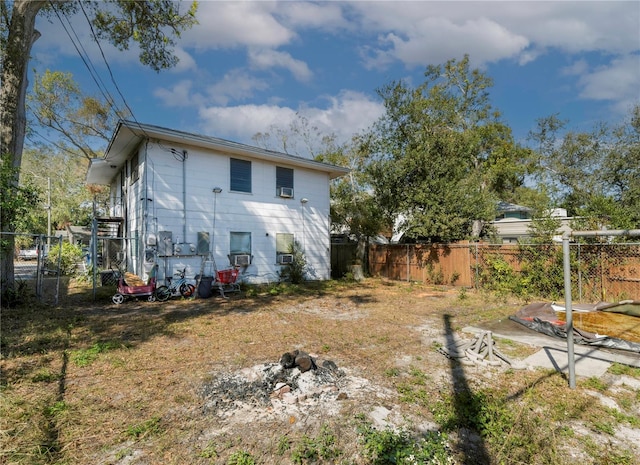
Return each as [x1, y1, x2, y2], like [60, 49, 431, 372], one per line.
[31, 1, 639, 157]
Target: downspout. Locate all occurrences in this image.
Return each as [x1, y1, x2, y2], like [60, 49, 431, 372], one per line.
[142, 140, 150, 276]
[183, 150, 187, 241]
[142, 141, 147, 275]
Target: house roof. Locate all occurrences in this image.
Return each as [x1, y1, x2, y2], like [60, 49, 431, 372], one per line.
[87, 120, 351, 185]
[496, 201, 533, 213]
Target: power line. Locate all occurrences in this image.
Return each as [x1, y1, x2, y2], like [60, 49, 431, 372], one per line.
[77, 0, 141, 126]
[48, 1, 123, 121]
[77, 1, 172, 151]
[49, 1, 177, 155]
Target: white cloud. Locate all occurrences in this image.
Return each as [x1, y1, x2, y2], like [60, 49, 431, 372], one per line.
[206, 69, 270, 105]
[31, 0, 640, 143]
[153, 80, 199, 108]
[248, 49, 313, 82]
[520, 2, 640, 54]
[562, 59, 589, 77]
[182, 1, 295, 50]
[155, 69, 271, 107]
[199, 104, 298, 144]
[278, 1, 350, 31]
[350, 1, 639, 68]
[577, 54, 640, 113]
[198, 91, 383, 154]
[366, 16, 529, 70]
[171, 47, 198, 73]
[301, 90, 384, 142]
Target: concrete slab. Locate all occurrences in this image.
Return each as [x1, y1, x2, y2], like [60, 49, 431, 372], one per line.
[523, 346, 612, 377]
[463, 318, 640, 378]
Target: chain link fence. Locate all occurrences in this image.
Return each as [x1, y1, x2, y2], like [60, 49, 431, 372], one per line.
[475, 243, 640, 302]
[90, 237, 129, 287]
[1, 233, 64, 305]
[369, 242, 640, 303]
[2, 230, 134, 304]
[6, 231, 639, 305]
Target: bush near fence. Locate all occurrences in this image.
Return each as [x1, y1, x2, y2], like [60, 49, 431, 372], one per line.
[368, 241, 640, 302]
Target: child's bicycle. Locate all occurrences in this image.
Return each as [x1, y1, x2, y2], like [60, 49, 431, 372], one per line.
[155, 268, 195, 301]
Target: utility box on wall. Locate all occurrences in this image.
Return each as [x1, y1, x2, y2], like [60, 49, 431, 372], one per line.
[158, 231, 173, 256]
[173, 243, 197, 255]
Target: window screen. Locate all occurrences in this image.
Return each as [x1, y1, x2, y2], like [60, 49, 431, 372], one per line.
[130, 152, 139, 184]
[276, 167, 294, 189]
[230, 232, 251, 255]
[276, 233, 294, 254]
[230, 158, 251, 193]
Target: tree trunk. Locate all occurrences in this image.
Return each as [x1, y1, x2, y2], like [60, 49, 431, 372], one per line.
[355, 235, 369, 276]
[1, 0, 45, 293]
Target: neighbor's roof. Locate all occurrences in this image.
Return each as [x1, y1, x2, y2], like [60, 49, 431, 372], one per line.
[87, 120, 350, 185]
[496, 201, 533, 213]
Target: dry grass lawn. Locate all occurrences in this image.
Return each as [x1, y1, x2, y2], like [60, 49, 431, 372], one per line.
[2, 278, 639, 465]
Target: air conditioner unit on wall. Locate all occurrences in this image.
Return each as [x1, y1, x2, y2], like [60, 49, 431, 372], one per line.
[232, 254, 251, 266]
[279, 254, 294, 264]
[278, 187, 294, 198]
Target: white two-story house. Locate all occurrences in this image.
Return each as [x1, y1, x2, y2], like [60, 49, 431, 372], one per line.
[86, 120, 349, 284]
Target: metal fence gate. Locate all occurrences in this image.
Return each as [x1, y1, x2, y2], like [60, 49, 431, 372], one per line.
[1, 232, 64, 305]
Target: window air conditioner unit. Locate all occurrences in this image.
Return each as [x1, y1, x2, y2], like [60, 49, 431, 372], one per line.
[279, 254, 294, 264]
[232, 254, 251, 266]
[278, 187, 294, 198]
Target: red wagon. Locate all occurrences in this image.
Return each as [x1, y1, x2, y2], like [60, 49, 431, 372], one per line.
[112, 267, 161, 304]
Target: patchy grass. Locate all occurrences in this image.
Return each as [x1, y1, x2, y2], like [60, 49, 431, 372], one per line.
[1, 278, 639, 464]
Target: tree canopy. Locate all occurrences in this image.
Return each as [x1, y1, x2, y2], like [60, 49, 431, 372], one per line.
[528, 104, 640, 231]
[364, 55, 529, 242]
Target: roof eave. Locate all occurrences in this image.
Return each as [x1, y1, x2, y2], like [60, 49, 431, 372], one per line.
[86, 120, 351, 184]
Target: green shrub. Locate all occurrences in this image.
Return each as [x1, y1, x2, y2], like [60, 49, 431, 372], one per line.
[125, 416, 163, 439]
[46, 242, 83, 275]
[227, 450, 255, 465]
[518, 245, 565, 299]
[0, 278, 29, 307]
[279, 240, 307, 284]
[357, 420, 451, 464]
[479, 245, 572, 299]
[479, 253, 517, 296]
[291, 425, 342, 464]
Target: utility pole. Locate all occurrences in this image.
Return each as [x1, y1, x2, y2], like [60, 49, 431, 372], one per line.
[46, 177, 51, 250]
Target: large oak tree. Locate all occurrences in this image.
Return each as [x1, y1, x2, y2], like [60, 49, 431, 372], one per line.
[365, 55, 529, 243]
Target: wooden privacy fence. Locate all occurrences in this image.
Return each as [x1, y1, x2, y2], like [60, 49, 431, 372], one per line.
[368, 241, 640, 302]
[369, 242, 474, 286]
[331, 242, 358, 279]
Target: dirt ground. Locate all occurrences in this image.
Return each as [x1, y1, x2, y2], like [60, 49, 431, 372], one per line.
[2, 278, 640, 465]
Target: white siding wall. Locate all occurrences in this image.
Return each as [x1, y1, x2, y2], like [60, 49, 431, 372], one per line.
[131, 142, 331, 283]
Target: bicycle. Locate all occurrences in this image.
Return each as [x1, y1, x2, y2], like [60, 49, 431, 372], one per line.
[155, 268, 195, 301]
